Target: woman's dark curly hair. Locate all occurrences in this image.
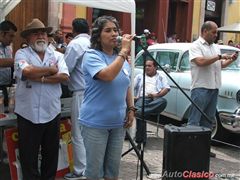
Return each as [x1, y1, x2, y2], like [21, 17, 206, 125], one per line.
[90, 15, 121, 52]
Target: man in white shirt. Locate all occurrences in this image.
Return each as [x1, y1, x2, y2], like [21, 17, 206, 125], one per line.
[188, 21, 238, 157]
[14, 18, 69, 179]
[63, 18, 90, 180]
[134, 59, 170, 143]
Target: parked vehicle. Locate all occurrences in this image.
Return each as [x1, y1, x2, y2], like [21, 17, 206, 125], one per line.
[135, 43, 240, 139]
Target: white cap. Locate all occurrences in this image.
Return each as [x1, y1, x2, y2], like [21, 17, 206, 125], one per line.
[144, 29, 150, 34]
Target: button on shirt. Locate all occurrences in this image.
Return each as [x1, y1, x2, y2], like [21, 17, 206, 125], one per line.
[64, 33, 90, 92]
[189, 37, 221, 90]
[0, 42, 12, 85]
[14, 46, 69, 124]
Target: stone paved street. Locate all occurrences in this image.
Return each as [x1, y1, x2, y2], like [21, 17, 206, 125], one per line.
[118, 122, 240, 180]
[1, 122, 240, 180]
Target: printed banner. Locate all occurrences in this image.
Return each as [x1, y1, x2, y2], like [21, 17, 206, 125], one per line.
[4, 118, 73, 180]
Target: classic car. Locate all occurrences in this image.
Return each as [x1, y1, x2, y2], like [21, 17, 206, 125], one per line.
[135, 43, 240, 139]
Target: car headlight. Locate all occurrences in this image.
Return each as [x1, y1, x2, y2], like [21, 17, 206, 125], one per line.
[236, 90, 240, 104]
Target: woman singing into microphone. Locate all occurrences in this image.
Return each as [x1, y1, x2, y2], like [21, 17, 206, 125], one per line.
[79, 16, 135, 180]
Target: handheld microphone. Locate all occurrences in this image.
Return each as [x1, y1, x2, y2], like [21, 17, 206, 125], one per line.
[116, 35, 142, 43]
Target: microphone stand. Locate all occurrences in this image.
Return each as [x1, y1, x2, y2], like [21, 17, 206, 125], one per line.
[134, 39, 156, 179]
[121, 39, 152, 179]
[139, 50, 147, 180]
[134, 40, 213, 179]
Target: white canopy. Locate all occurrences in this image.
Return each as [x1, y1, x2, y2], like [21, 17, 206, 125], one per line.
[58, 0, 136, 60]
[58, 0, 136, 99]
[58, 0, 135, 14]
[58, 0, 136, 136]
[0, 0, 21, 21]
[218, 22, 240, 33]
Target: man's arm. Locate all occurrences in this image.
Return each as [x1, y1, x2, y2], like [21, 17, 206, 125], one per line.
[157, 88, 169, 97]
[192, 53, 231, 67]
[221, 52, 238, 68]
[189, 43, 231, 67]
[149, 73, 170, 98]
[31, 73, 69, 84]
[43, 73, 69, 83]
[192, 56, 219, 66]
[148, 88, 170, 98]
[22, 65, 58, 79]
[0, 58, 14, 67]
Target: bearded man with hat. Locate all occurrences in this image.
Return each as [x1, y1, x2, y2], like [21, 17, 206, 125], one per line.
[14, 18, 69, 180]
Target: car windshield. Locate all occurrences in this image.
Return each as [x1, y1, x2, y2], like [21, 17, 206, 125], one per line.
[135, 50, 179, 71]
[220, 49, 240, 70]
[135, 48, 240, 71]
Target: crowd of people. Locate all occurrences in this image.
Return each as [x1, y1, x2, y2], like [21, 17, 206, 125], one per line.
[0, 16, 239, 180]
[0, 16, 135, 180]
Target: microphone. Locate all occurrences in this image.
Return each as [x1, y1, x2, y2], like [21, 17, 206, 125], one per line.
[116, 35, 142, 42]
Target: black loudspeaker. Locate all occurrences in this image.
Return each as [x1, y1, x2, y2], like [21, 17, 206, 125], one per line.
[162, 125, 211, 180]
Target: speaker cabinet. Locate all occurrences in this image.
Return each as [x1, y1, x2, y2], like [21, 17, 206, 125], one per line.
[162, 125, 211, 180]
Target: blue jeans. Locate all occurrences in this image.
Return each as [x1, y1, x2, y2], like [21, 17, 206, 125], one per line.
[135, 97, 167, 143]
[71, 91, 86, 175]
[188, 88, 218, 129]
[80, 125, 126, 179]
[135, 97, 167, 116]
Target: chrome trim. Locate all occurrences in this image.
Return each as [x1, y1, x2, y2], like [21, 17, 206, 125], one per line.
[218, 94, 234, 99]
[219, 109, 240, 133]
[168, 88, 238, 100]
[169, 86, 190, 91]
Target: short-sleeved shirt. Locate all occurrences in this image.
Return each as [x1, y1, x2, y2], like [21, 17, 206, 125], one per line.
[134, 72, 170, 98]
[64, 33, 90, 92]
[14, 46, 69, 124]
[189, 37, 221, 90]
[0, 42, 12, 85]
[80, 49, 131, 129]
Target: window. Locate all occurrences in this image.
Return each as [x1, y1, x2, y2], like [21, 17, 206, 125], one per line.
[180, 51, 190, 71]
[156, 51, 179, 71]
[135, 50, 179, 71]
[135, 51, 155, 67]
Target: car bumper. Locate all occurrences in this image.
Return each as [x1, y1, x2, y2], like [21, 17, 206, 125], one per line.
[219, 108, 240, 133]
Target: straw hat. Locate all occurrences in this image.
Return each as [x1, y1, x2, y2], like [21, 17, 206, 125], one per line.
[21, 18, 52, 38]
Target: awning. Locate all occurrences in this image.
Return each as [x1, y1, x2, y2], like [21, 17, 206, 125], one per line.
[58, 0, 136, 73]
[0, 0, 21, 21]
[57, 0, 136, 136]
[218, 22, 240, 33]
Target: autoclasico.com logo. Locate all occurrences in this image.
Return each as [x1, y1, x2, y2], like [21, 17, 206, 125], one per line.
[162, 170, 238, 179]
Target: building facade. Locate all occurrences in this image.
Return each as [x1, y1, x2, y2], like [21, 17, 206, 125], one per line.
[53, 0, 194, 43]
[192, 0, 240, 44]
[4, 0, 240, 53]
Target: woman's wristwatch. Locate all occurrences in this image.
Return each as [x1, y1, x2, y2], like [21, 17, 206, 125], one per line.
[128, 106, 137, 113]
